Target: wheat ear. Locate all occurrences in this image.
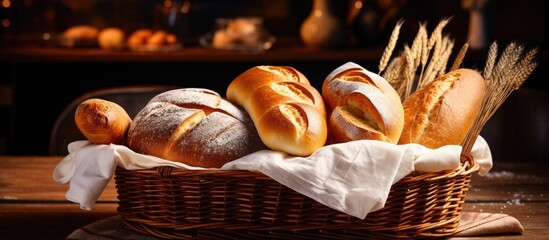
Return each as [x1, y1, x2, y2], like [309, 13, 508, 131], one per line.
[461, 42, 539, 156]
[450, 42, 469, 71]
[483, 41, 498, 80]
[379, 19, 404, 75]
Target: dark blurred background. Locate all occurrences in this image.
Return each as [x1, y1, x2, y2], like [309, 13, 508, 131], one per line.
[1, 1, 545, 47]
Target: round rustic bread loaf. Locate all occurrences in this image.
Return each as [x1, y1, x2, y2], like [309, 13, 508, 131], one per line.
[127, 88, 266, 168]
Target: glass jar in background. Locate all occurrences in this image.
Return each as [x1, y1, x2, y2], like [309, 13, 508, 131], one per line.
[199, 17, 276, 53]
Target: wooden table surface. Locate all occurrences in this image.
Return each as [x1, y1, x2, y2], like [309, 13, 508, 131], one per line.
[1, 156, 548, 239]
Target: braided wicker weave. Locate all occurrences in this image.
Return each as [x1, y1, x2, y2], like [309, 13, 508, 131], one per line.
[115, 155, 478, 239]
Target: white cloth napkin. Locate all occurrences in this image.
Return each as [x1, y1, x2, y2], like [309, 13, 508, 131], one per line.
[52, 136, 492, 219]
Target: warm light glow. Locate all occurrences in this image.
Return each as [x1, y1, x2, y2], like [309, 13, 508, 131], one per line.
[180, 1, 190, 14]
[163, 0, 172, 8]
[42, 32, 51, 40]
[314, 10, 323, 17]
[2, 0, 10, 8]
[354, 0, 363, 9]
[2, 18, 9, 28]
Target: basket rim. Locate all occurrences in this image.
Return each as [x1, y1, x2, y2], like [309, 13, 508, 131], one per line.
[119, 155, 479, 182]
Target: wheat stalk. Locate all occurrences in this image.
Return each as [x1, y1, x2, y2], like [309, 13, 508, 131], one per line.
[483, 41, 498, 80]
[427, 17, 451, 51]
[379, 19, 404, 75]
[461, 42, 539, 156]
[410, 22, 427, 70]
[436, 36, 455, 77]
[393, 49, 409, 99]
[419, 34, 442, 88]
[419, 23, 430, 74]
[382, 18, 459, 99]
[491, 42, 523, 83]
[376, 20, 539, 158]
[417, 18, 453, 88]
[450, 42, 469, 71]
[383, 56, 402, 90]
[402, 45, 416, 100]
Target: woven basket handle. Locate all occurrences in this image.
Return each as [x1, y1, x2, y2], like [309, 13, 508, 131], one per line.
[460, 154, 472, 163]
[460, 154, 479, 173]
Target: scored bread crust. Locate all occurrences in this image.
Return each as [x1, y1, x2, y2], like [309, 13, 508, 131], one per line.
[127, 88, 266, 168]
[226, 65, 327, 156]
[322, 62, 404, 144]
[398, 68, 486, 148]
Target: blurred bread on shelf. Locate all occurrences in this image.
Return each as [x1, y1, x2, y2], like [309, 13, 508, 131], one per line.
[61, 25, 99, 47]
[127, 29, 180, 51]
[98, 27, 126, 49]
[127, 29, 178, 47]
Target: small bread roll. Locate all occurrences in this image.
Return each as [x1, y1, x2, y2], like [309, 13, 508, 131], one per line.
[127, 29, 178, 48]
[75, 98, 132, 145]
[63, 25, 99, 41]
[98, 27, 125, 49]
[398, 68, 486, 148]
[127, 29, 153, 46]
[146, 30, 168, 46]
[165, 33, 178, 45]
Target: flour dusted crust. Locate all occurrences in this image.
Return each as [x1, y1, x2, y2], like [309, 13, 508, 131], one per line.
[127, 88, 266, 168]
[322, 62, 404, 144]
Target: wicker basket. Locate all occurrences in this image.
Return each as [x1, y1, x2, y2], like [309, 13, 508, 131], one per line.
[114, 155, 479, 239]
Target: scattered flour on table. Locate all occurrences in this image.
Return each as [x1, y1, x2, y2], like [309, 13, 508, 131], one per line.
[483, 170, 544, 182]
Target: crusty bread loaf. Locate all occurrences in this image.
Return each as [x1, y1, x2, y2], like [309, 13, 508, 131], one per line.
[127, 88, 266, 168]
[322, 62, 404, 144]
[226, 65, 327, 156]
[398, 68, 486, 148]
[75, 98, 132, 145]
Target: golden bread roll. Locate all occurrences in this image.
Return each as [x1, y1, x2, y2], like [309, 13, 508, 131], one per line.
[127, 29, 178, 47]
[398, 68, 486, 148]
[226, 65, 327, 156]
[127, 29, 153, 46]
[98, 27, 125, 49]
[75, 98, 132, 145]
[127, 88, 266, 168]
[322, 62, 404, 144]
[63, 25, 99, 41]
[146, 30, 168, 46]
